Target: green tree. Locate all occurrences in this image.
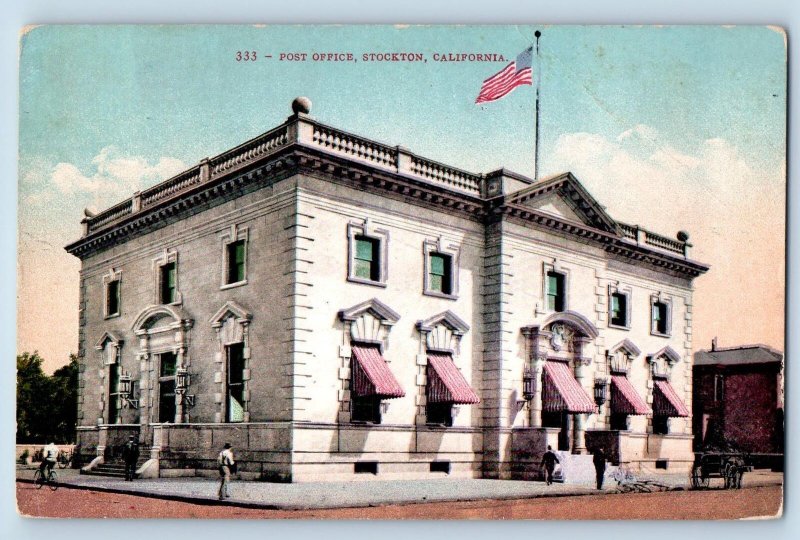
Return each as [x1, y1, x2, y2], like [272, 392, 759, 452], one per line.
[16, 352, 78, 443]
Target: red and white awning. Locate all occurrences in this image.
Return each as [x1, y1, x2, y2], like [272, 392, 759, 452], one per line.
[351, 345, 405, 399]
[542, 361, 597, 413]
[653, 379, 690, 417]
[427, 353, 480, 404]
[611, 374, 650, 415]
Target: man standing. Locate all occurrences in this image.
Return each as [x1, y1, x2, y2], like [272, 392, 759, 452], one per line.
[540, 445, 560, 485]
[122, 435, 140, 481]
[593, 447, 607, 490]
[217, 443, 235, 500]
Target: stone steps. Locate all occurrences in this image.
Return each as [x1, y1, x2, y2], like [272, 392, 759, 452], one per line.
[81, 458, 150, 478]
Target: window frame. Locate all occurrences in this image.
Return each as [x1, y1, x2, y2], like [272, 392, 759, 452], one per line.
[608, 285, 632, 330]
[422, 239, 460, 300]
[152, 249, 182, 306]
[425, 401, 454, 427]
[157, 352, 177, 424]
[102, 268, 122, 319]
[160, 262, 177, 305]
[225, 343, 246, 423]
[546, 271, 566, 312]
[108, 362, 121, 424]
[220, 225, 249, 290]
[650, 296, 672, 337]
[346, 222, 389, 288]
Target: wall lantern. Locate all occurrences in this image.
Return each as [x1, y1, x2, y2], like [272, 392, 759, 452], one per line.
[175, 368, 195, 408]
[594, 378, 609, 407]
[118, 372, 139, 409]
[380, 401, 390, 415]
[522, 367, 536, 401]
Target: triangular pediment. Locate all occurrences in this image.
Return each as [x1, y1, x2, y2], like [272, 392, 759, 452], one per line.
[505, 172, 619, 233]
[416, 310, 470, 335]
[338, 298, 401, 325]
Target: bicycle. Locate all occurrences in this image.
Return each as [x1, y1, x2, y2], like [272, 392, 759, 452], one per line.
[33, 467, 59, 491]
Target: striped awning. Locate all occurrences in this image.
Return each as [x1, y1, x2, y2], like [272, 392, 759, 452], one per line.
[543, 361, 597, 413]
[611, 374, 650, 415]
[427, 353, 480, 404]
[653, 379, 690, 417]
[351, 345, 405, 399]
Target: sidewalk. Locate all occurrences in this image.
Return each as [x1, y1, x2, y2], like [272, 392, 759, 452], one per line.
[15, 466, 783, 511]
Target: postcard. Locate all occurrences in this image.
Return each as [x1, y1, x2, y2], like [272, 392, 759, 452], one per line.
[16, 24, 785, 520]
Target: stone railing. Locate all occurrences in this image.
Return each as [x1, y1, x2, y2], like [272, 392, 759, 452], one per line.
[211, 124, 290, 176]
[311, 123, 397, 169]
[617, 222, 689, 257]
[410, 155, 482, 194]
[83, 114, 486, 236]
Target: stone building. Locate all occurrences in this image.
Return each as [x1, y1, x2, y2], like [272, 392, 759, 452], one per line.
[65, 98, 708, 482]
[693, 342, 784, 468]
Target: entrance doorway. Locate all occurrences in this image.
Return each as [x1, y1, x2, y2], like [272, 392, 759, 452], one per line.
[158, 352, 177, 423]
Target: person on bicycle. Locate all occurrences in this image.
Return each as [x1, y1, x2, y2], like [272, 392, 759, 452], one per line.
[39, 442, 59, 475]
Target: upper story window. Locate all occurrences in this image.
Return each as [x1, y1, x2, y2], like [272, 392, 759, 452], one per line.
[609, 291, 629, 328]
[160, 262, 177, 304]
[354, 236, 380, 281]
[153, 248, 181, 305]
[546, 271, 566, 312]
[423, 239, 460, 299]
[429, 253, 453, 295]
[347, 221, 389, 287]
[226, 240, 246, 284]
[713, 373, 725, 403]
[221, 224, 249, 290]
[106, 280, 121, 316]
[651, 297, 671, 336]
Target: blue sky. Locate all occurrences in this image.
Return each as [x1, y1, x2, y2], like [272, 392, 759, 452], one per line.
[17, 25, 786, 371]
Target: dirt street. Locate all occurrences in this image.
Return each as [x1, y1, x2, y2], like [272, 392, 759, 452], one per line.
[16, 481, 782, 520]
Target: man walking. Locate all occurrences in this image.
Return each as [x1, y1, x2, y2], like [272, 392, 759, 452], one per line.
[593, 447, 607, 490]
[217, 443, 235, 500]
[122, 435, 140, 481]
[540, 445, 560, 485]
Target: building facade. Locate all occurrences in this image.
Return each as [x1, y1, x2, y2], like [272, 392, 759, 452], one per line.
[66, 98, 708, 482]
[693, 342, 784, 468]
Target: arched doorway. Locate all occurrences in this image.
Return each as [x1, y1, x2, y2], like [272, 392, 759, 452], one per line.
[521, 311, 598, 454]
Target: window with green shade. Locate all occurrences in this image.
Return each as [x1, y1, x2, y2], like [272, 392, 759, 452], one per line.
[546, 271, 565, 312]
[429, 253, 452, 295]
[610, 292, 628, 327]
[226, 240, 246, 284]
[226, 343, 245, 422]
[160, 262, 176, 304]
[106, 279, 120, 316]
[652, 301, 669, 334]
[354, 236, 380, 281]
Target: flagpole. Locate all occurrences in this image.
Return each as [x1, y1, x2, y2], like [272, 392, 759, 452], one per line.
[534, 30, 542, 181]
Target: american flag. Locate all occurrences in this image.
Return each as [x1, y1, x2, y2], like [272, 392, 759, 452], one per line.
[475, 46, 533, 104]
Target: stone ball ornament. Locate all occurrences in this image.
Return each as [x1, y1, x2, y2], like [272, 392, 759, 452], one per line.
[292, 96, 312, 114]
[677, 231, 690, 242]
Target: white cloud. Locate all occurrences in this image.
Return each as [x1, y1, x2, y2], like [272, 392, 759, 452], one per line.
[26, 146, 187, 209]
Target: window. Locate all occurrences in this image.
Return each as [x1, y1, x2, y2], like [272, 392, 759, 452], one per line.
[426, 402, 453, 427]
[354, 236, 380, 282]
[347, 222, 389, 286]
[653, 415, 669, 435]
[158, 352, 177, 423]
[108, 363, 120, 424]
[428, 253, 453, 295]
[714, 374, 725, 403]
[430, 461, 451, 474]
[354, 461, 378, 474]
[610, 413, 629, 431]
[351, 395, 382, 424]
[226, 343, 245, 423]
[546, 271, 566, 312]
[226, 240, 246, 285]
[106, 280, 121, 317]
[609, 292, 628, 327]
[160, 263, 177, 304]
[651, 300, 670, 335]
